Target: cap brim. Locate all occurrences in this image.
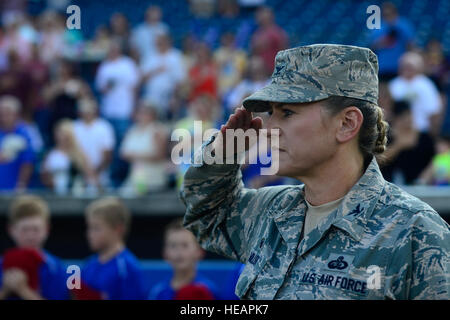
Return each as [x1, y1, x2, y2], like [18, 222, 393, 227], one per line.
[242, 83, 330, 112]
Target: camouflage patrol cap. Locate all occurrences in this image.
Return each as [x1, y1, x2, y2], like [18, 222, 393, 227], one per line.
[243, 44, 379, 112]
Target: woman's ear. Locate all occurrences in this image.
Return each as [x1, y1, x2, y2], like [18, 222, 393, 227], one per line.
[336, 106, 363, 143]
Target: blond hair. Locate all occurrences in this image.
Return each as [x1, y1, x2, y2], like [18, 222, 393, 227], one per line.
[55, 119, 91, 174]
[85, 197, 131, 235]
[8, 195, 50, 225]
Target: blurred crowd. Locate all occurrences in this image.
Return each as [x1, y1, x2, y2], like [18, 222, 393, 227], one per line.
[0, 1, 449, 197]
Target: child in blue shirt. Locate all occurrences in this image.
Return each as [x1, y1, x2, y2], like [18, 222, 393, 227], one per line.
[0, 195, 69, 300]
[149, 218, 219, 300]
[75, 197, 147, 300]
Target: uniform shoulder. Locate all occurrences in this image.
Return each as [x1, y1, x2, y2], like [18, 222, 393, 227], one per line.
[378, 182, 449, 233]
[379, 182, 436, 215]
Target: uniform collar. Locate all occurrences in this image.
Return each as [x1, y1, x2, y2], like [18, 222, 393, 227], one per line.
[272, 157, 385, 252]
[331, 156, 386, 242]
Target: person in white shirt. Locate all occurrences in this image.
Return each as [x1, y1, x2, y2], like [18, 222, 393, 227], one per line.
[95, 41, 139, 187]
[140, 33, 186, 118]
[120, 102, 169, 195]
[73, 98, 115, 189]
[389, 51, 442, 134]
[130, 5, 169, 61]
[95, 41, 139, 123]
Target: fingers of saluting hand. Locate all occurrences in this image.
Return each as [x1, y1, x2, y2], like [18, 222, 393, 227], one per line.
[221, 106, 263, 133]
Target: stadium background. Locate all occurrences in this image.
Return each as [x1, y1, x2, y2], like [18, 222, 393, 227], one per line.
[0, 0, 449, 298]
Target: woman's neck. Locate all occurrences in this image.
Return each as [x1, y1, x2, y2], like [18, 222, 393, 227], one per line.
[299, 151, 365, 206]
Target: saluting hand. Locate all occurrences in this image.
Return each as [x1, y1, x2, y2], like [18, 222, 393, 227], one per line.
[213, 106, 263, 158]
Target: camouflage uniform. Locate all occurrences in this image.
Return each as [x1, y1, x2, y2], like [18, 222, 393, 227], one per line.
[180, 44, 450, 300]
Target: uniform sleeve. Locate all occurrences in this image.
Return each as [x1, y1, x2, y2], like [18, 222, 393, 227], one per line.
[385, 210, 450, 300]
[180, 134, 279, 264]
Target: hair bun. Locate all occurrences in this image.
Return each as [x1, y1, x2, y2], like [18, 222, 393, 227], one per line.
[373, 106, 388, 154]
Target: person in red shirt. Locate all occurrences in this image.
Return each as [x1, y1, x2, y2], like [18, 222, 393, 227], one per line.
[250, 6, 288, 75]
[188, 42, 218, 102]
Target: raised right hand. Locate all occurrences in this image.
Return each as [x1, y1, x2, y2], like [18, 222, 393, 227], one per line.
[212, 106, 263, 157]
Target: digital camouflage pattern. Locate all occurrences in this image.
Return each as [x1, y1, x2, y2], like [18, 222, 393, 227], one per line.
[243, 44, 379, 112]
[180, 135, 450, 300]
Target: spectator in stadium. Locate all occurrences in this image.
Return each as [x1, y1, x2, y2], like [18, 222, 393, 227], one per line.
[73, 98, 115, 192]
[378, 82, 394, 121]
[180, 34, 197, 72]
[109, 13, 131, 55]
[0, 13, 33, 64]
[0, 95, 34, 192]
[214, 32, 248, 98]
[0, 28, 8, 71]
[27, 43, 49, 127]
[250, 6, 288, 75]
[418, 133, 450, 186]
[83, 25, 112, 61]
[95, 40, 139, 136]
[368, 1, 415, 81]
[95, 41, 139, 187]
[76, 197, 147, 300]
[37, 10, 66, 64]
[0, 195, 69, 300]
[119, 102, 170, 196]
[43, 59, 90, 147]
[188, 0, 216, 18]
[218, 0, 240, 18]
[389, 51, 443, 136]
[0, 48, 44, 156]
[41, 120, 97, 195]
[424, 39, 450, 92]
[381, 100, 435, 185]
[130, 5, 169, 61]
[187, 42, 218, 102]
[140, 33, 186, 119]
[149, 218, 219, 300]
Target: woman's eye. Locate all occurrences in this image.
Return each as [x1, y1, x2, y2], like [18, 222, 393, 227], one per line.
[282, 109, 294, 117]
[267, 110, 273, 116]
